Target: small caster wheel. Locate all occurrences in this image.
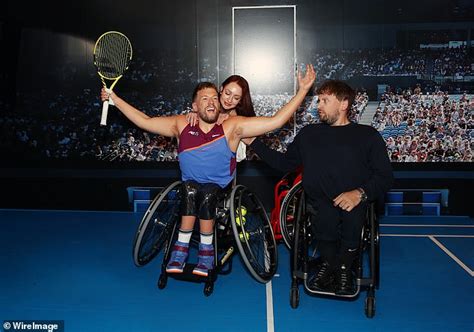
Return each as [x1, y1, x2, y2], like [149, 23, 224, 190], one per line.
[365, 296, 375, 318]
[157, 274, 167, 289]
[290, 287, 299, 309]
[204, 282, 214, 296]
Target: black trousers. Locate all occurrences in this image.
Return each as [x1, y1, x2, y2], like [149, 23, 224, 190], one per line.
[309, 198, 367, 249]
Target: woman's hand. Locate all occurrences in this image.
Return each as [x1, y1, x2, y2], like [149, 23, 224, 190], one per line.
[217, 113, 230, 125]
[186, 111, 199, 127]
[297, 64, 316, 92]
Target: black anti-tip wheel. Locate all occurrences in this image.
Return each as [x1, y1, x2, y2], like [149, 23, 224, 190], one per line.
[290, 286, 300, 309]
[365, 296, 375, 318]
[157, 273, 168, 289]
[204, 282, 214, 296]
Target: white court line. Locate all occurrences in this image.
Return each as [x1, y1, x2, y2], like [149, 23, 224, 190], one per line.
[266, 281, 275, 332]
[381, 224, 474, 228]
[429, 236, 474, 277]
[380, 233, 473, 277]
[381, 234, 474, 238]
[264, 238, 274, 332]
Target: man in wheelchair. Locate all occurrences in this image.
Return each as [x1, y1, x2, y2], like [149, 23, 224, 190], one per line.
[249, 80, 393, 295]
[101, 65, 316, 277]
[165, 181, 223, 276]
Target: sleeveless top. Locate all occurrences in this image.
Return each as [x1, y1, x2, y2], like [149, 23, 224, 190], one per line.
[178, 124, 236, 188]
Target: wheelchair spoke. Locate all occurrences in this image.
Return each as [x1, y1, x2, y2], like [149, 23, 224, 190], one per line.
[231, 185, 278, 283]
[133, 181, 182, 266]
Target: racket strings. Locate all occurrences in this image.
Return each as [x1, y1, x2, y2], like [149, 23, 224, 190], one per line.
[95, 34, 132, 79]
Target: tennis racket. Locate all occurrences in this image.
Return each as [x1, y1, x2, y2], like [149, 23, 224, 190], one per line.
[93, 31, 132, 126]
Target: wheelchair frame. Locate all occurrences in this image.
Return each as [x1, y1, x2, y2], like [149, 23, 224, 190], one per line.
[288, 191, 380, 318]
[132, 181, 278, 296]
[269, 169, 302, 245]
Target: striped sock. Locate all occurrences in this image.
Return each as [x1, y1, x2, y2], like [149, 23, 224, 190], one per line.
[200, 232, 213, 245]
[177, 229, 193, 244]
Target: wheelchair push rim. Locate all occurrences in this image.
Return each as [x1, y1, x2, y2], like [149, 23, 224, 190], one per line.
[279, 181, 303, 249]
[133, 181, 182, 267]
[230, 185, 278, 283]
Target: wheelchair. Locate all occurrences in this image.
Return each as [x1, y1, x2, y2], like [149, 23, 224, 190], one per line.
[279, 181, 380, 318]
[270, 171, 303, 248]
[132, 180, 278, 296]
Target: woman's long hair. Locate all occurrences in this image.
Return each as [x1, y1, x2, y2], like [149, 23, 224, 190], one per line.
[220, 75, 255, 117]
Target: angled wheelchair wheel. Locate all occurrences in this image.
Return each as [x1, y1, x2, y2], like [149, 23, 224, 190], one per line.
[279, 181, 303, 249]
[373, 208, 381, 290]
[133, 181, 182, 267]
[291, 192, 308, 283]
[230, 185, 278, 283]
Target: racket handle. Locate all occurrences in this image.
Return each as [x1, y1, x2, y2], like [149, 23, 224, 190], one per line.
[100, 100, 109, 126]
[106, 88, 115, 106]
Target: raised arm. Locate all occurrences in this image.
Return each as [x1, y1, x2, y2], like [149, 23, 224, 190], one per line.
[229, 64, 316, 139]
[101, 88, 181, 137]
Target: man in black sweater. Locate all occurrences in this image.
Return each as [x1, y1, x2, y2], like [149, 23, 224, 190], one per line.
[250, 80, 393, 295]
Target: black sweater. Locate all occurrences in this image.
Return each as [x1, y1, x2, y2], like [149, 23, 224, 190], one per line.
[251, 122, 394, 203]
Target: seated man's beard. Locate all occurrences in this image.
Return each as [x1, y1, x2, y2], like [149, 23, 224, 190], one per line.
[321, 111, 339, 125]
[199, 111, 219, 124]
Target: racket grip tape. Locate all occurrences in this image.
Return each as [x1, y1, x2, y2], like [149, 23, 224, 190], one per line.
[100, 88, 114, 126]
[100, 100, 109, 126]
[106, 88, 115, 106]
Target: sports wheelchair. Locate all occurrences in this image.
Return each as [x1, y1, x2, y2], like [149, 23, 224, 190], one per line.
[276, 174, 380, 318]
[132, 181, 278, 296]
[270, 170, 302, 248]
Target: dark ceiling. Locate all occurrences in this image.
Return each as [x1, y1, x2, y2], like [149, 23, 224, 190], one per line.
[2, 0, 474, 37]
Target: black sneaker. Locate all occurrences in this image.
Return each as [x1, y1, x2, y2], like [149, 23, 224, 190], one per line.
[334, 264, 355, 295]
[310, 261, 334, 291]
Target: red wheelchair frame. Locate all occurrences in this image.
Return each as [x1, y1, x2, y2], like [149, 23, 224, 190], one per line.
[270, 168, 302, 242]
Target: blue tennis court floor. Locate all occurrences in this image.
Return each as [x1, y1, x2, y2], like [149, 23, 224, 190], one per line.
[0, 210, 472, 332]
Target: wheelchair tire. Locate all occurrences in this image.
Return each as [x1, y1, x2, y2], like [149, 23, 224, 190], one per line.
[133, 181, 182, 267]
[290, 286, 299, 309]
[157, 273, 167, 289]
[204, 282, 214, 297]
[365, 296, 375, 318]
[230, 185, 278, 283]
[374, 215, 381, 290]
[279, 181, 303, 249]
